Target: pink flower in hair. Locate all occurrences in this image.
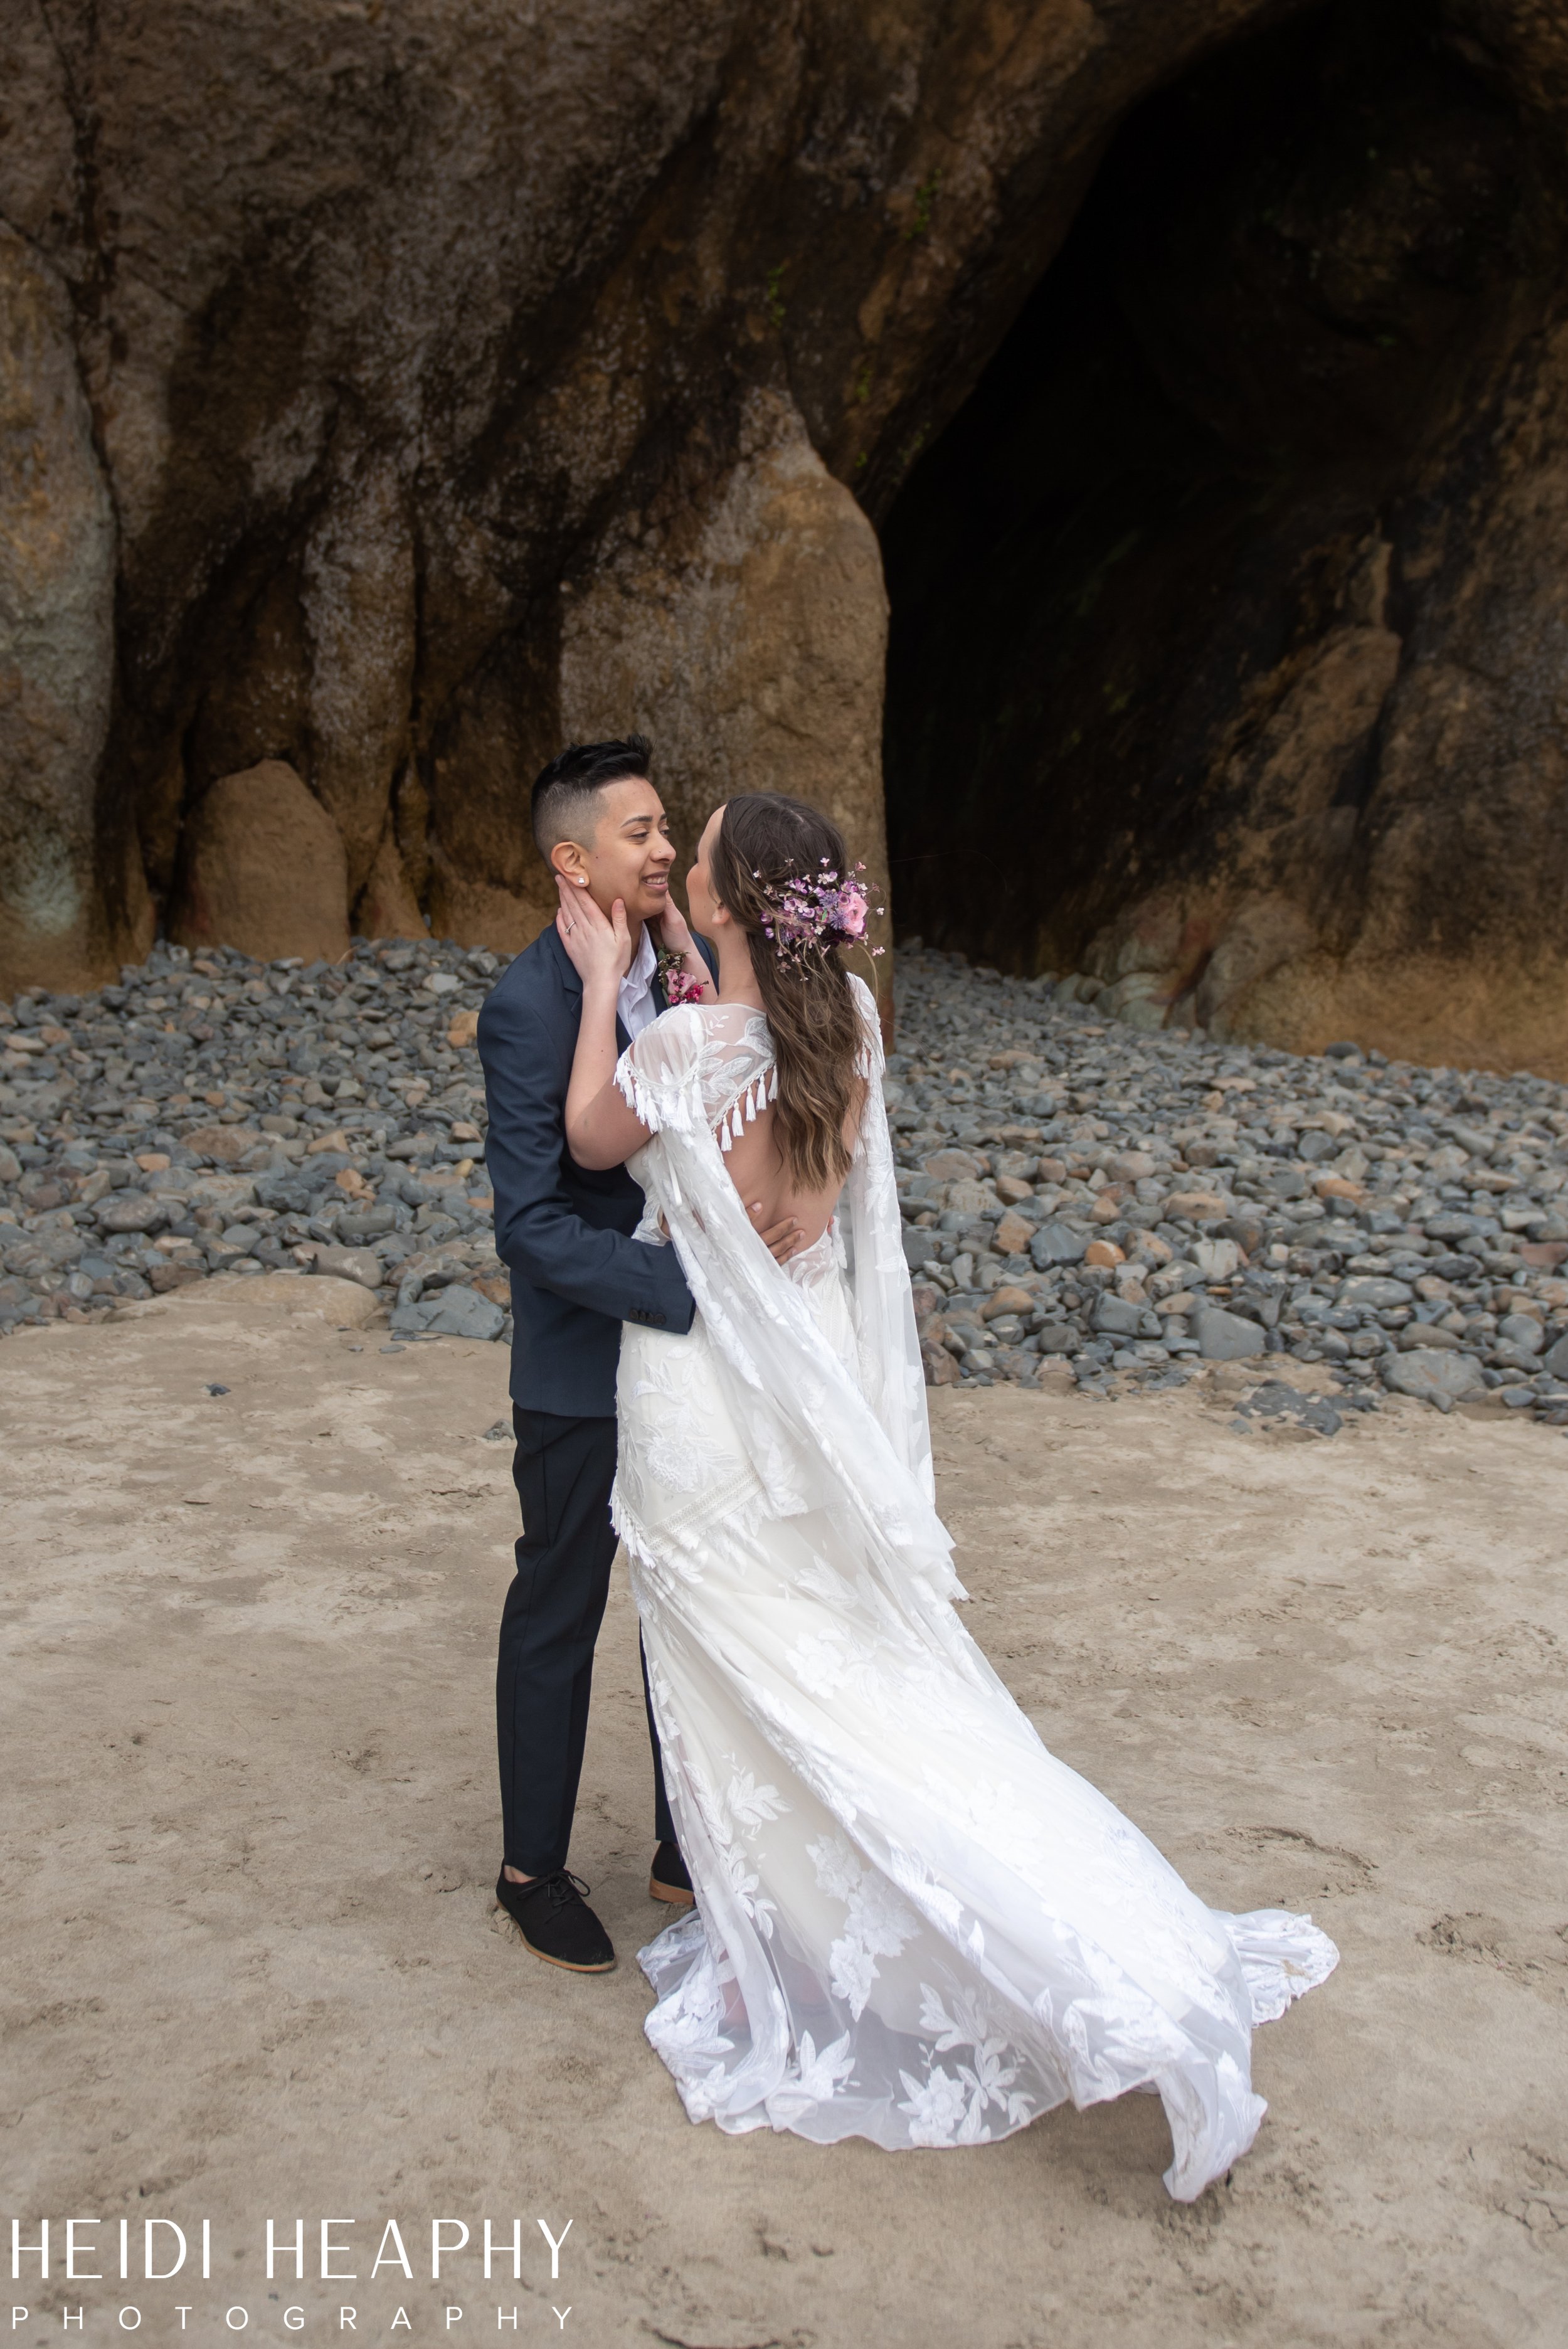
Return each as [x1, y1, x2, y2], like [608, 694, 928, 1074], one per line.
[757, 857, 884, 967]
[837, 880, 869, 938]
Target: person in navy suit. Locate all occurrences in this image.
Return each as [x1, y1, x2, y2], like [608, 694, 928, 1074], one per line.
[477, 736, 801, 1974]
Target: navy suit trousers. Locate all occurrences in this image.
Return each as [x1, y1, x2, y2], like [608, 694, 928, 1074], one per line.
[498, 1406, 675, 1876]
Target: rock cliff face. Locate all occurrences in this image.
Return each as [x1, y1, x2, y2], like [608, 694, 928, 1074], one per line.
[885, 2, 1568, 1073]
[0, 0, 1305, 1000]
[4, 1, 1568, 1073]
[0, 223, 120, 989]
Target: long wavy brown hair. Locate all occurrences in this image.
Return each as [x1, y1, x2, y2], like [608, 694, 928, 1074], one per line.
[709, 793, 869, 1190]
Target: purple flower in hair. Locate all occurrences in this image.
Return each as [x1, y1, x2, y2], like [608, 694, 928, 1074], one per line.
[757, 859, 884, 968]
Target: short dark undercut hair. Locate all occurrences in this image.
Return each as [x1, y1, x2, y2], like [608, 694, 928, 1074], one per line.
[531, 734, 653, 856]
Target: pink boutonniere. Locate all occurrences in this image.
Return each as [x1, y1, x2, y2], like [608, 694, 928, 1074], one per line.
[654, 944, 707, 1007]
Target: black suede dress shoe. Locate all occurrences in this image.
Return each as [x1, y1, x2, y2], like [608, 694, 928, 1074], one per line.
[649, 1840, 694, 1907]
[495, 1869, 616, 1972]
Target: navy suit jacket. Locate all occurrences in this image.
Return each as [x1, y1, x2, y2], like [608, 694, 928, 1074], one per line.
[477, 923, 716, 1418]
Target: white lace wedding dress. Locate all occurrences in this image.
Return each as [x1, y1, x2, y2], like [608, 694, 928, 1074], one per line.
[610, 978, 1336, 2199]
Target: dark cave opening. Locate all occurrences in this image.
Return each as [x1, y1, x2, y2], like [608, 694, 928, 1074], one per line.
[880, 0, 1534, 982]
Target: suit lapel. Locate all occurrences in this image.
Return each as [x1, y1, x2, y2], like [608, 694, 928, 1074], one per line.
[549, 919, 718, 1048]
[544, 920, 580, 1001]
[544, 918, 632, 1051]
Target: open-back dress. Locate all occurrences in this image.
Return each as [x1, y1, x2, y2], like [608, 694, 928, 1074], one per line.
[608, 977, 1336, 2198]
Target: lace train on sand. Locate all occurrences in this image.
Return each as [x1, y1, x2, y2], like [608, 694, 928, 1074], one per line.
[610, 984, 1337, 2200]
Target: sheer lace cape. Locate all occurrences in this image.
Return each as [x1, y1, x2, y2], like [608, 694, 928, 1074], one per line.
[608, 977, 1338, 2198]
[613, 975, 957, 1615]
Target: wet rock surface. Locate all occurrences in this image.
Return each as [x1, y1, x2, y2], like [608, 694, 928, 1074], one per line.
[889, 948, 1568, 1432]
[883, 8, 1568, 1079]
[10, 934, 1568, 1436]
[12, 0, 1568, 1091]
[3, 0, 1291, 996]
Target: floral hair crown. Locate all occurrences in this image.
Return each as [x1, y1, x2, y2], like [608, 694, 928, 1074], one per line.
[755, 857, 886, 970]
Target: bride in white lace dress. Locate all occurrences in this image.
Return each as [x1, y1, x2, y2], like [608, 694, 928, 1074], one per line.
[554, 790, 1336, 2200]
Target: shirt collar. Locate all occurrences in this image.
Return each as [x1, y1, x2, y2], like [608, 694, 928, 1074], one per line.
[620, 923, 657, 999]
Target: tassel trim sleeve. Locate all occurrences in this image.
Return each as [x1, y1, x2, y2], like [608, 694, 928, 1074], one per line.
[613, 1005, 708, 1140]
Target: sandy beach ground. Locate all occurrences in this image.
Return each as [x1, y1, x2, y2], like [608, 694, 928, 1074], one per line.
[3, 1275, 1565, 2349]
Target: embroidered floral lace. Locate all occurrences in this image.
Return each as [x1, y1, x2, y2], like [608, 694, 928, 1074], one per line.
[611, 978, 1336, 2198]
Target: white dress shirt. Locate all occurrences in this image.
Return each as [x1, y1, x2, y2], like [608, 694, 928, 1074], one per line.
[618, 921, 660, 1041]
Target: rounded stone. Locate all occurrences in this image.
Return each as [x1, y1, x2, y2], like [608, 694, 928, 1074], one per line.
[1382, 1348, 1486, 1406]
[1337, 1275, 1415, 1310]
[1030, 1220, 1089, 1268]
[171, 761, 349, 965]
[1496, 1311, 1545, 1355]
[1192, 1307, 1266, 1362]
[96, 1192, 167, 1234]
